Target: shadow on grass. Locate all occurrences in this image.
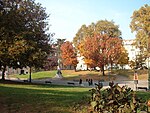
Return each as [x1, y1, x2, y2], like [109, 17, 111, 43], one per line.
[0, 82, 90, 113]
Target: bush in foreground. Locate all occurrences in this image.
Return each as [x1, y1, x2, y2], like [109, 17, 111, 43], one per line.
[89, 82, 147, 113]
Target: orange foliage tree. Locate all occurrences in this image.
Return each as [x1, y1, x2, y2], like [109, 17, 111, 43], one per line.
[60, 41, 78, 71]
[78, 34, 123, 75]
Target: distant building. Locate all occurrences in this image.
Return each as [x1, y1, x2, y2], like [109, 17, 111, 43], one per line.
[123, 40, 136, 69]
[76, 39, 148, 70]
[122, 39, 149, 69]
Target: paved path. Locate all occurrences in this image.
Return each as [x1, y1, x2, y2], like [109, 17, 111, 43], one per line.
[5, 77, 148, 91]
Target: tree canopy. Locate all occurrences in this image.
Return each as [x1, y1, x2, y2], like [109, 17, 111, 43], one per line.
[0, 0, 52, 80]
[130, 4, 150, 70]
[130, 4, 150, 51]
[73, 20, 122, 50]
[78, 34, 123, 75]
[73, 20, 123, 75]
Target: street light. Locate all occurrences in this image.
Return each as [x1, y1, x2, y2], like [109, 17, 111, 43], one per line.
[147, 33, 150, 90]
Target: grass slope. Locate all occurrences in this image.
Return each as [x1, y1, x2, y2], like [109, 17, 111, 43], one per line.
[0, 81, 150, 113]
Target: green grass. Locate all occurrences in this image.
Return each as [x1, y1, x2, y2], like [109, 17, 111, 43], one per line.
[136, 91, 150, 101]
[0, 82, 150, 113]
[10, 70, 102, 80]
[0, 82, 90, 113]
[11, 70, 57, 79]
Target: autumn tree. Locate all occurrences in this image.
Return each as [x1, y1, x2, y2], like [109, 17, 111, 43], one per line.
[130, 4, 150, 53]
[78, 35, 99, 69]
[130, 4, 150, 88]
[106, 37, 123, 69]
[73, 24, 88, 51]
[0, 0, 52, 81]
[73, 20, 121, 50]
[79, 34, 123, 75]
[60, 41, 78, 71]
[95, 20, 121, 37]
[74, 20, 122, 75]
[130, 4, 150, 69]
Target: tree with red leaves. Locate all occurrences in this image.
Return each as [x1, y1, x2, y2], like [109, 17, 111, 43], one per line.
[79, 34, 123, 75]
[60, 41, 78, 71]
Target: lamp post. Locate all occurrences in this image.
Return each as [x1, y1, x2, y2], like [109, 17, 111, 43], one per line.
[148, 57, 150, 90]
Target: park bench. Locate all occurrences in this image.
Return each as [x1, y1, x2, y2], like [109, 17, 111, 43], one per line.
[67, 82, 75, 85]
[137, 87, 148, 91]
[45, 81, 52, 84]
[23, 80, 28, 83]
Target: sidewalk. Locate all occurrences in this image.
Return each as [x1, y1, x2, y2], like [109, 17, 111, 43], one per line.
[5, 77, 148, 91]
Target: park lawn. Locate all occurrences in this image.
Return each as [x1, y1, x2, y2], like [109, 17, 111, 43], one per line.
[0, 82, 150, 113]
[10, 70, 102, 80]
[0, 82, 90, 113]
[10, 70, 57, 79]
[9, 69, 148, 81]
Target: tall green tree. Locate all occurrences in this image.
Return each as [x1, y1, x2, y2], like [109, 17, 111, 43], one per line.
[0, 0, 52, 81]
[0, 0, 25, 79]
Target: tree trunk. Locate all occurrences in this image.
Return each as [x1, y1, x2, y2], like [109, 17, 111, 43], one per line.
[1, 65, 6, 80]
[110, 63, 113, 71]
[87, 65, 88, 70]
[70, 65, 71, 70]
[29, 67, 32, 83]
[74, 66, 76, 72]
[102, 65, 105, 76]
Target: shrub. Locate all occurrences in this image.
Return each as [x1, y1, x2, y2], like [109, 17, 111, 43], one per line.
[89, 82, 147, 113]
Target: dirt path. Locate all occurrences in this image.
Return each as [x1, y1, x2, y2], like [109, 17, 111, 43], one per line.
[114, 75, 130, 81]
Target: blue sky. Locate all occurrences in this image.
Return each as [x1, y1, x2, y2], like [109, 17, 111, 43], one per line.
[35, 0, 150, 41]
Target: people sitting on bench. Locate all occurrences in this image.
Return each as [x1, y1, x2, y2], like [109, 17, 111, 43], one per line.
[45, 81, 52, 84]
